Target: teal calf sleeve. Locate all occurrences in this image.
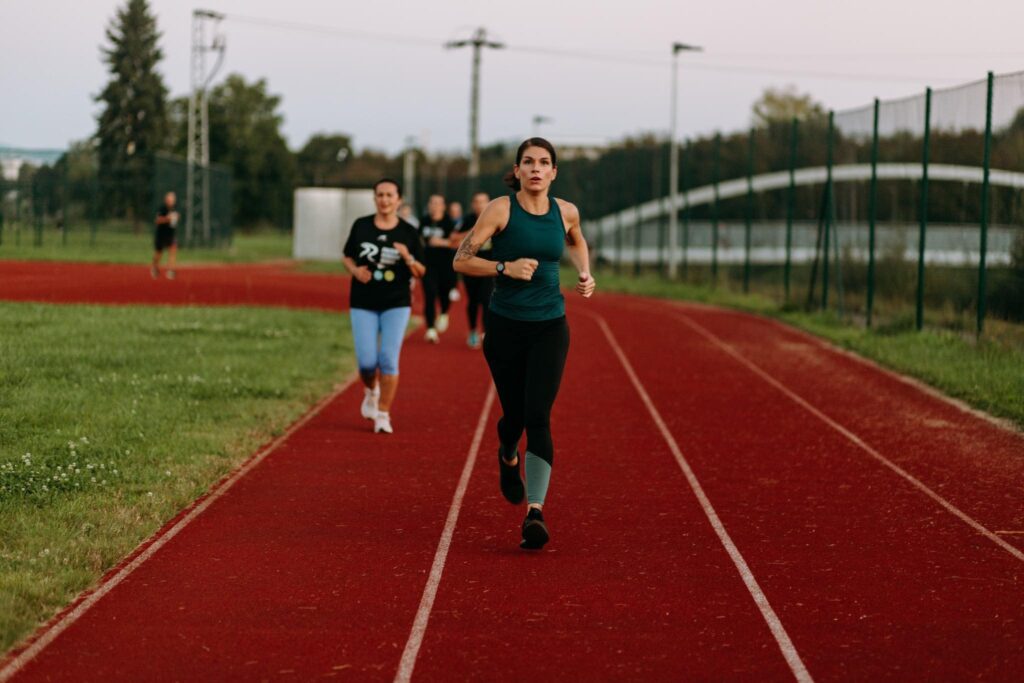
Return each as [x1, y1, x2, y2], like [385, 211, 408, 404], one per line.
[524, 451, 552, 506]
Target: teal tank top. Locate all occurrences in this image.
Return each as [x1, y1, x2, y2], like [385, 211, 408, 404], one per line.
[489, 193, 566, 321]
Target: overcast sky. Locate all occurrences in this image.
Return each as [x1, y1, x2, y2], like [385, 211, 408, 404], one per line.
[2, 0, 1023, 154]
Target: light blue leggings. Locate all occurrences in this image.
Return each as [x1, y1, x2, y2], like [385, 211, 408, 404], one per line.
[350, 307, 411, 375]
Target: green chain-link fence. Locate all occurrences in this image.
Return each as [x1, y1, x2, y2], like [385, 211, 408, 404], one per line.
[0, 153, 231, 253]
[578, 70, 1024, 336]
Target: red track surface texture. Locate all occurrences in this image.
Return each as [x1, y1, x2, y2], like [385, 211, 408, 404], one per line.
[2, 263, 1023, 681]
[0, 261, 348, 311]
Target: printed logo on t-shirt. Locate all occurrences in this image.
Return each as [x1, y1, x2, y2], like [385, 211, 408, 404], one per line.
[359, 242, 401, 269]
[359, 243, 380, 261]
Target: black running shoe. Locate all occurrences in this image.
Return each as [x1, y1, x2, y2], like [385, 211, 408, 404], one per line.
[498, 447, 525, 505]
[520, 507, 549, 550]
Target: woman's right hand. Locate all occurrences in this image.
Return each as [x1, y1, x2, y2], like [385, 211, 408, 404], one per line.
[505, 258, 539, 281]
[353, 266, 373, 284]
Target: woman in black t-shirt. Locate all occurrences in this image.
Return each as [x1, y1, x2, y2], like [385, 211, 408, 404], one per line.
[342, 178, 426, 434]
[418, 194, 456, 343]
[449, 191, 494, 348]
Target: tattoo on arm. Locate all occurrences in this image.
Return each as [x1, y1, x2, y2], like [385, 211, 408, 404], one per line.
[454, 228, 481, 261]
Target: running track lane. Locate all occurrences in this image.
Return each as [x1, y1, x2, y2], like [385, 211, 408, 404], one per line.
[1, 306, 492, 681]
[4, 273, 1023, 679]
[404, 310, 803, 681]
[664, 300, 1024, 551]
[0, 261, 349, 311]
[586, 295, 1024, 680]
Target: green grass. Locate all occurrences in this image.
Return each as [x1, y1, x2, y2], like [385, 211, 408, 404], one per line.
[0, 302, 353, 653]
[0, 225, 293, 264]
[572, 267, 1024, 429]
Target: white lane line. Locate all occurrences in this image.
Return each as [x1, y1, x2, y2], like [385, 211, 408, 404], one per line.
[0, 374, 359, 682]
[671, 310, 1024, 565]
[394, 384, 496, 683]
[591, 313, 814, 683]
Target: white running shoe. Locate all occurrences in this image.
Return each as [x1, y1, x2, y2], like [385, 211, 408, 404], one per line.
[425, 328, 439, 343]
[437, 314, 450, 333]
[360, 386, 380, 420]
[374, 411, 393, 434]
[448, 289, 461, 302]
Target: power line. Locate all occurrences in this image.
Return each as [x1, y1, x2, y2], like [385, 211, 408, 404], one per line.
[222, 13, 440, 48]
[219, 13, 975, 85]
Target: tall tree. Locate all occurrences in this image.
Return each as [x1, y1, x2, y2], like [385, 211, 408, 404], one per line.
[296, 133, 353, 187]
[95, 0, 168, 228]
[751, 85, 825, 127]
[171, 74, 297, 228]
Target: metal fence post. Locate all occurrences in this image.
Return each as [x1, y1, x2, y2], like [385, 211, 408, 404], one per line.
[915, 87, 932, 331]
[711, 133, 721, 284]
[615, 210, 623, 274]
[634, 203, 643, 277]
[90, 177, 99, 247]
[744, 128, 755, 293]
[867, 98, 880, 327]
[785, 117, 798, 303]
[61, 167, 69, 247]
[682, 138, 691, 278]
[822, 111, 834, 310]
[656, 144, 666, 275]
[634, 152, 643, 276]
[33, 178, 43, 247]
[977, 71, 994, 337]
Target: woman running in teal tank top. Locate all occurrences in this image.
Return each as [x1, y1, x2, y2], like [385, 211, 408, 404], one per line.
[453, 138, 596, 550]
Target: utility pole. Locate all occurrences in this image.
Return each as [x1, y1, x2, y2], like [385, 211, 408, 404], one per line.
[667, 42, 701, 279]
[445, 28, 504, 191]
[187, 9, 225, 246]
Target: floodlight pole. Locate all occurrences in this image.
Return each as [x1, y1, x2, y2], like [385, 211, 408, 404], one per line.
[187, 9, 225, 245]
[668, 42, 701, 279]
[446, 28, 504, 192]
[532, 115, 553, 137]
[403, 136, 417, 214]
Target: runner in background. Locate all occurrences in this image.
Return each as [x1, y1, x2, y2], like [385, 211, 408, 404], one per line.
[453, 138, 596, 549]
[398, 202, 419, 228]
[151, 192, 179, 280]
[446, 200, 465, 303]
[450, 191, 493, 348]
[447, 201, 464, 231]
[343, 178, 426, 434]
[418, 194, 455, 343]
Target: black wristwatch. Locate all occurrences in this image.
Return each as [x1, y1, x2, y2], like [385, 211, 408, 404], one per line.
[495, 261, 506, 276]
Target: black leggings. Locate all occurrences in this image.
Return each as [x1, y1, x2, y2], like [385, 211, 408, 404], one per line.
[464, 275, 494, 332]
[422, 259, 453, 329]
[482, 311, 569, 466]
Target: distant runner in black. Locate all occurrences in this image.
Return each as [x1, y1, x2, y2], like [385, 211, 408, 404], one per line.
[419, 194, 456, 344]
[450, 191, 493, 348]
[151, 192, 179, 280]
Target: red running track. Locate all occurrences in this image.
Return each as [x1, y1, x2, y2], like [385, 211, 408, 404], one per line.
[2, 264, 1023, 681]
[0, 260, 349, 311]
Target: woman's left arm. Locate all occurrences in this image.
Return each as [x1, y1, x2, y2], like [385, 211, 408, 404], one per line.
[561, 200, 595, 298]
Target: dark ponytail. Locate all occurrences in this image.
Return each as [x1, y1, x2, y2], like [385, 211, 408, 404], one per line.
[503, 137, 558, 190]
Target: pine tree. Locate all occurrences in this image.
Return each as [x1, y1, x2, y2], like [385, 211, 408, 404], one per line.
[95, 0, 168, 228]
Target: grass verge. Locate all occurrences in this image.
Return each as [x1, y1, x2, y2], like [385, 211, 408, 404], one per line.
[0, 302, 352, 654]
[572, 267, 1024, 429]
